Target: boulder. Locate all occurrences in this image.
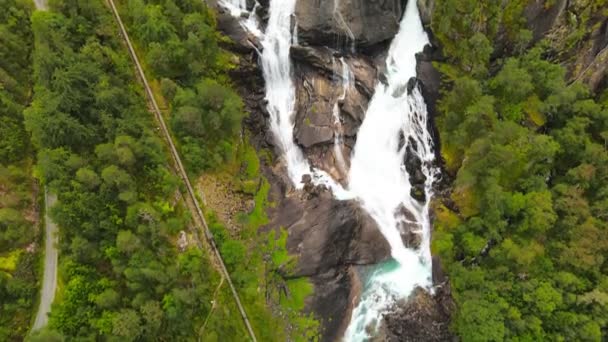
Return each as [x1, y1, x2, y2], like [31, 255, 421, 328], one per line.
[374, 287, 454, 341]
[404, 142, 427, 202]
[273, 193, 391, 277]
[297, 125, 335, 148]
[295, 0, 407, 48]
[395, 204, 423, 249]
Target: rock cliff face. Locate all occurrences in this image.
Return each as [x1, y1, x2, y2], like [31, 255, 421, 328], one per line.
[214, 3, 394, 340]
[522, 0, 607, 92]
[291, 45, 376, 181]
[266, 172, 391, 341]
[214, 0, 449, 341]
[295, 0, 407, 48]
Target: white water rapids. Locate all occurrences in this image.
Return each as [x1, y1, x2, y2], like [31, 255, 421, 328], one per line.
[219, 0, 437, 340]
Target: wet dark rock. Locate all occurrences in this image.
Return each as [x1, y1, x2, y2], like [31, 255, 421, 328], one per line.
[291, 45, 378, 96]
[404, 144, 427, 202]
[291, 45, 336, 73]
[263, 168, 390, 342]
[401, 229, 422, 249]
[298, 125, 335, 148]
[295, 0, 407, 48]
[416, 47, 442, 150]
[431, 255, 447, 284]
[271, 193, 391, 277]
[406, 77, 419, 94]
[374, 286, 454, 342]
[291, 51, 373, 179]
[214, 4, 261, 53]
[395, 204, 422, 249]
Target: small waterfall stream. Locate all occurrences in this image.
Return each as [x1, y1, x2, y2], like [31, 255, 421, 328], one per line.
[219, 0, 437, 340]
[332, 57, 352, 175]
[259, 0, 349, 197]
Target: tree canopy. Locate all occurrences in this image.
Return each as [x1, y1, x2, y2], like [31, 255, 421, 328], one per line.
[432, 1, 608, 340]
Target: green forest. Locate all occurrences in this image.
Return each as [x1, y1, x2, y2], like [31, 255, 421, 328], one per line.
[116, 1, 319, 340]
[23, 0, 232, 340]
[0, 0, 40, 340]
[1, 0, 607, 340]
[0, 0, 319, 340]
[431, 0, 608, 340]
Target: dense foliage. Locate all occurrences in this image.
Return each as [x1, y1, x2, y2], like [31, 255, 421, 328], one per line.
[431, 1, 608, 340]
[23, 1, 238, 339]
[119, 1, 320, 339]
[0, 0, 40, 340]
[207, 143, 320, 341]
[122, 0, 245, 174]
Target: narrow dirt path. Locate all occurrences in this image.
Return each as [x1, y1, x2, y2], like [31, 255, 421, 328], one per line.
[32, 192, 58, 330]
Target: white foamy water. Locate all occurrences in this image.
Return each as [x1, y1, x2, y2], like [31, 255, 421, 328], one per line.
[257, 0, 350, 197]
[343, 0, 437, 339]
[218, 0, 263, 37]
[218, 0, 437, 340]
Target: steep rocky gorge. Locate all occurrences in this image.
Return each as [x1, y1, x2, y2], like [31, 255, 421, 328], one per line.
[212, 0, 451, 340]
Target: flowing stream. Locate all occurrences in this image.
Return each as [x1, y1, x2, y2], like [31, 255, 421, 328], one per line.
[219, 0, 436, 340]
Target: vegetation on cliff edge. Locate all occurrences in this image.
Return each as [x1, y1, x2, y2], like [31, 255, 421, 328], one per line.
[431, 1, 608, 340]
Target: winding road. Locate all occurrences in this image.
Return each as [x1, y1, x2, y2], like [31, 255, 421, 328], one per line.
[32, 191, 58, 330]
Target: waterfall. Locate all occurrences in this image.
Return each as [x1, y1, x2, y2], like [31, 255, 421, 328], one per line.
[219, 0, 263, 37]
[343, 0, 436, 339]
[218, 0, 247, 17]
[219, 0, 437, 340]
[257, 0, 350, 196]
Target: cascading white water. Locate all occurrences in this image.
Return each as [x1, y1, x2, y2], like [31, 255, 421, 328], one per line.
[219, 0, 437, 340]
[258, 0, 350, 197]
[343, 0, 437, 339]
[218, 0, 246, 17]
[332, 57, 352, 174]
[219, 0, 263, 37]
